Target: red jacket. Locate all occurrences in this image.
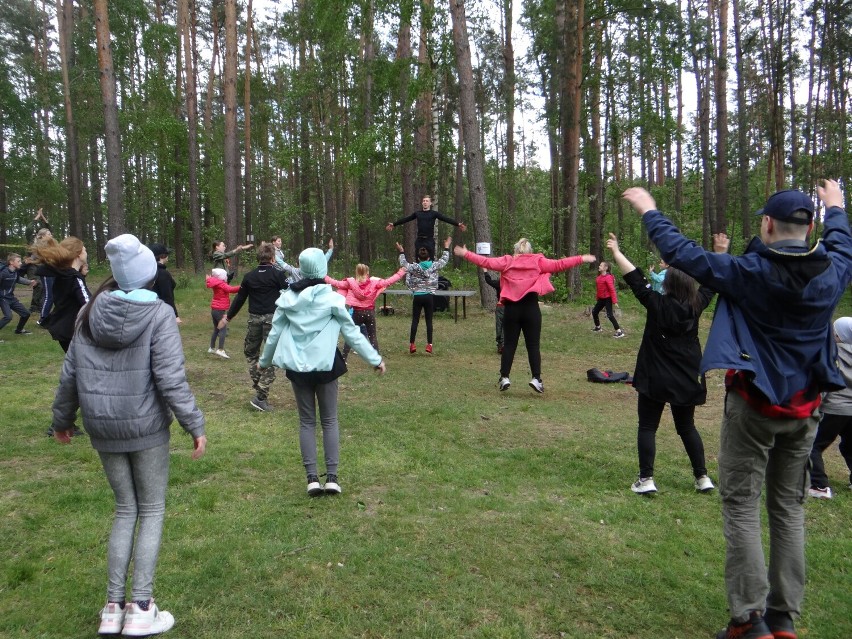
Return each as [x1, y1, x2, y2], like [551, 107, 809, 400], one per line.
[595, 273, 618, 304]
[206, 276, 241, 310]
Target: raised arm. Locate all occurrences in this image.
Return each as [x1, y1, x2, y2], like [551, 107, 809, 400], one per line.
[605, 233, 637, 276]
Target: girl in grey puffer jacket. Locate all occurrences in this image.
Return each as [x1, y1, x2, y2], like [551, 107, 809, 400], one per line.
[51, 234, 206, 637]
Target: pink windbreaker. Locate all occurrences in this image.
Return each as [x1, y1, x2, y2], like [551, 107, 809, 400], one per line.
[206, 276, 241, 310]
[595, 273, 618, 304]
[461, 251, 585, 302]
[325, 268, 407, 310]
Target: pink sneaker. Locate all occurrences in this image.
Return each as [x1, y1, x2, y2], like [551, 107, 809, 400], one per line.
[121, 600, 174, 636]
[98, 602, 126, 635]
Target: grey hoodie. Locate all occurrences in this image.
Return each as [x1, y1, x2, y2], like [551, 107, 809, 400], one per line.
[51, 291, 205, 453]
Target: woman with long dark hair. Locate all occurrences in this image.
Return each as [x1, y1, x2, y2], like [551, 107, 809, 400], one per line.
[606, 232, 726, 495]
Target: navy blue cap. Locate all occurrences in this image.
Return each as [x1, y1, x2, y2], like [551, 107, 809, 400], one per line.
[755, 190, 814, 224]
[147, 242, 172, 257]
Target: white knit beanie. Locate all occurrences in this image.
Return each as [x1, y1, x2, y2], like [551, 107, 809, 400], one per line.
[212, 268, 228, 282]
[834, 317, 852, 344]
[105, 234, 158, 291]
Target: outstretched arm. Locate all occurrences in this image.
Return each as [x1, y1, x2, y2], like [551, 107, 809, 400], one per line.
[606, 233, 636, 276]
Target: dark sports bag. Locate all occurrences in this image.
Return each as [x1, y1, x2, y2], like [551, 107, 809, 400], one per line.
[586, 368, 632, 383]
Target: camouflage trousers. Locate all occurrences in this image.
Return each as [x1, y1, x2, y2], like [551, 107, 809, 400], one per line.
[244, 313, 276, 400]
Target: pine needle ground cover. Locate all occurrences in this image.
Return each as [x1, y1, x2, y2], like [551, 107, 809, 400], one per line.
[2, 274, 851, 639]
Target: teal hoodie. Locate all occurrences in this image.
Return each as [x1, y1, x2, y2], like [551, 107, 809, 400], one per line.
[259, 282, 381, 372]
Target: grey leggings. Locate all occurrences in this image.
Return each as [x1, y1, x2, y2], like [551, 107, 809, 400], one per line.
[98, 442, 170, 602]
[291, 379, 339, 477]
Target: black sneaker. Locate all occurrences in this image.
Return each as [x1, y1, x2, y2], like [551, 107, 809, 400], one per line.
[250, 396, 271, 412]
[324, 474, 342, 495]
[716, 612, 773, 639]
[591, 326, 602, 332]
[306, 475, 323, 497]
[15, 329, 33, 335]
[763, 609, 796, 639]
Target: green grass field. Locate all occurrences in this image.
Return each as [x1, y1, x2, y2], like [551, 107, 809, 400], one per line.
[2, 268, 851, 639]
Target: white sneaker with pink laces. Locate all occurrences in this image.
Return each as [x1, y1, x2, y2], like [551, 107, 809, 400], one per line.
[121, 600, 175, 636]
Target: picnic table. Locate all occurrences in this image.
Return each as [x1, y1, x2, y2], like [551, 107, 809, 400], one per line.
[380, 289, 476, 323]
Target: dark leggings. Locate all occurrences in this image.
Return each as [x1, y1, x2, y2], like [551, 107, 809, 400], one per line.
[637, 393, 707, 479]
[592, 298, 620, 330]
[344, 308, 378, 357]
[501, 293, 542, 379]
[409, 294, 434, 344]
[210, 309, 228, 349]
[809, 412, 852, 488]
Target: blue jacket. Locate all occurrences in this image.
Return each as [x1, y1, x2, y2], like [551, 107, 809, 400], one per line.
[643, 206, 852, 406]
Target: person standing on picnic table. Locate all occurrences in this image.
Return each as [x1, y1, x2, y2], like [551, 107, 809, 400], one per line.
[806, 316, 852, 500]
[259, 247, 385, 497]
[51, 234, 206, 637]
[454, 238, 596, 394]
[623, 179, 852, 639]
[397, 237, 452, 355]
[386, 195, 466, 259]
[606, 232, 727, 496]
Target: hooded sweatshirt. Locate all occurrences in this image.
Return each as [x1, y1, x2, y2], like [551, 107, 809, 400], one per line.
[35, 263, 90, 342]
[51, 289, 205, 453]
[460, 251, 585, 302]
[325, 268, 406, 309]
[259, 282, 381, 374]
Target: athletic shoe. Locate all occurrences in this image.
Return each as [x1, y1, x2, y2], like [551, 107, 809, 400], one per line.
[498, 376, 511, 391]
[15, 329, 33, 335]
[497, 344, 503, 354]
[613, 329, 626, 338]
[695, 475, 715, 493]
[409, 343, 416, 354]
[98, 602, 126, 635]
[121, 601, 175, 636]
[715, 612, 773, 639]
[808, 486, 833, 499]
[631, 477, 657, 494]
[324, 474, 342, 495]
[425, 343, 433, 354]
[529, 378, 544, 393]
[591, 326, 602, 332]
[215, 349, 230, 359]
[250, 396, 271, 412]
[763, 609, 797, 639]
[306, 475, 323, 497]
[207, 347, 216, 354]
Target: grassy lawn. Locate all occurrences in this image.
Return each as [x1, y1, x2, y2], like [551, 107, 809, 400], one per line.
[2, 267, 851, 639]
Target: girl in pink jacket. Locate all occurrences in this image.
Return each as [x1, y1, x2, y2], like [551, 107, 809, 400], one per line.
[206, 268, 241, 358]
[592, 261, 624, 338]
[455, 238, 596, 393]
[325, 264, 406, 358]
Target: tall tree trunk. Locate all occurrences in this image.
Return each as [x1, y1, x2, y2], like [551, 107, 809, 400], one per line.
[732, 0, 751, 238]
[412, 0, 434, 254]
[203, 5, 220, 231]
[94, 0, 125, 235]
[449, 0, 495, 309]
[0, 113, 6, 243]
[357, 0, 375, 262]
[396, 3, 414, 253]
[502, 0, 516, 226]
[586, 14, 603, 261]
[223, 0, 239, 251]
[90, 137, 105, 261]
[243, 0, 253, 243]
[57, 0, 83, 239]
[180, 0, 204, 272]
[713, 0, 729, 232]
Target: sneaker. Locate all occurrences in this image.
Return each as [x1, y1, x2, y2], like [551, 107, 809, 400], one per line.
[715, 612, 773, 639]
[529, 378, 544, 393]
[45, 426, 54, 437]
[763, 609, 796, 639]
[614, 329, 626, 338]
[306, 475, 323, 497]
[497, 344, 503, 354]
[631, 477, 657, 494]
[425, 343, 433, 354]
[695, 475, 715, 493]
[250, 396, 271, 412]
[498, 376, 511, 391]
[207, 347, 216, 354]
[808, 486, 833, 499]
[215, 349, 230, 359]
[324, 474, 342, 495]
[409, 343, 416, 354]
[98, 602, 126, 635]
[121, 601, 175, 636]
[591, 326, 603, 332]
[15, 329, 33, 335]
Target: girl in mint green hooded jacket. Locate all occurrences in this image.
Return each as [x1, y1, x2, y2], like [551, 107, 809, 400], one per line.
[259, 247, 386, 496]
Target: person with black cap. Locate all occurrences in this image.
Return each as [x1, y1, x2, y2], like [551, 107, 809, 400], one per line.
[148, 242, 180, 324]
[623, 180, 852, 639]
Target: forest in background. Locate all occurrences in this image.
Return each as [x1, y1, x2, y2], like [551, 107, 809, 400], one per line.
[0, 0, 849, 298]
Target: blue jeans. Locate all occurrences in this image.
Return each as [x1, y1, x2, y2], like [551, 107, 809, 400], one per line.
[719, 392, 817, 621]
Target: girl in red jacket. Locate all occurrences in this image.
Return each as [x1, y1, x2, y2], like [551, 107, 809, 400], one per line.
[206, 268, 241, 358]
[592, 261, 624, 338]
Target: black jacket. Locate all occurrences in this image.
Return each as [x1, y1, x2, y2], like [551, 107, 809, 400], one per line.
[36, 264, 90, 342]
[152, 263, 178, 317]
[625, 268, 715, 406]
[226, 263, 289, 319]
